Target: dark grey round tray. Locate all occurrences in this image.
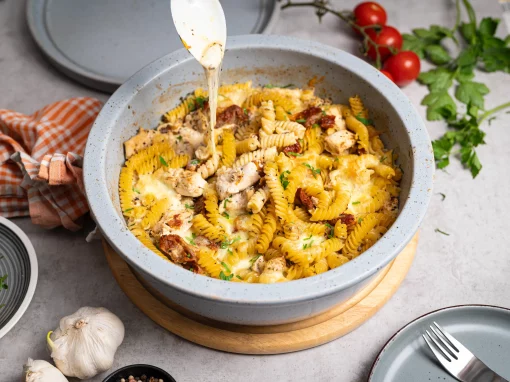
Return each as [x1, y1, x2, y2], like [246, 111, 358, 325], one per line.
[26, 0, 280, 93]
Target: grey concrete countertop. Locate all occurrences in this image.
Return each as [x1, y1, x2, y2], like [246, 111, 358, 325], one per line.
[1, 1, 509, 381]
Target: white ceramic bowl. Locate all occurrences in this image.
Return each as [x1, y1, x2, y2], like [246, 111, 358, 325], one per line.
[84, 35, 434, 326]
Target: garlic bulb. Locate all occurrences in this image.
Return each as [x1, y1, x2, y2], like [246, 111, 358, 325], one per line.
[23, 359, 68, 382]
[47, 307, 124, 380]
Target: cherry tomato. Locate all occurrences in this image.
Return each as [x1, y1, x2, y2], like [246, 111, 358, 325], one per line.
[365, 26, 403, 61]
[353, 2, 387, 34]
[383, 51, 421, 87]
[380, 70, 394, 82]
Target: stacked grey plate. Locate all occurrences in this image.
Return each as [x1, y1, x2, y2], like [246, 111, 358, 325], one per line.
[26, 0, 280, 92]
[0, 217, 38, 338]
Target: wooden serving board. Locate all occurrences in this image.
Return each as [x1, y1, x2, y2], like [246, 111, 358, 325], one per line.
[103, 234, 418, 354]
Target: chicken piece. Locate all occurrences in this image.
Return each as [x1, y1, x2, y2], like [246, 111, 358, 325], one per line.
[194, 235, 219, 251]
[124, 128, 173, 158]
[177, 126, 204, 149]
[219, 187, 255, 214]
[328, 105, 347, 130]
[216, 105, 248, 128]
[151, 209, 193, 238]
[215, 162, 260, 200]
[159, 168, 207, 197]
[259, 257, 287, 283]
[183, 109, 209, 133]
[234, 214, 252, 232]
[251, 255, 266, 274]
[324, 130, 356, 156]
[159, 234, 203, 273]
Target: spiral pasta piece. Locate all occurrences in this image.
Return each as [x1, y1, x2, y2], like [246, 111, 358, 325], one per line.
[343, 213, 383, 257]
[141, 198, 169, 230]
[343, 109, 370, 152]
[349, 95, 369, 120]
[327, 253, 349, 269]
[275, 105, 289, 121]
[198, 248, 222, 278]
[286, 264, 305, 280]
[311, 191, 349, 221]
[162, 96, 196, 124]
[233, 147, 278, 168]
[236, 136, 259, 154]
[274, 120, 306, 139]
[131, 228, 169, 262]
[260, 133, 297, 149]
[260, 100, 276, 122]
[334, 221, 348, 239]
[264, 162, 289, 224]
[192, 214, 226, 242]
[256, 205, 278, 254]
[303, 258, 329, 277]
[119, 166, 135, 214]
[247, 186, 270, 214]
[204, 186, 226, 233]
[357, 190, 389, 214]
[197, 154, 220, 179]
[220, 129, 236, 167]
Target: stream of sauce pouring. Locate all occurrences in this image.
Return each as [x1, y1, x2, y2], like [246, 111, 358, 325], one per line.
[200, 43, 224, 158]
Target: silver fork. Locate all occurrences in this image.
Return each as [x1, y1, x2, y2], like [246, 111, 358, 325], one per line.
[423, 322, 509, 382]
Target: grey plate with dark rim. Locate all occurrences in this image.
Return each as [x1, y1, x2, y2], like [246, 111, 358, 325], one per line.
[26, 0, 280, 92]
[369, 305, 510, 382]
[0, 217, 38, 338]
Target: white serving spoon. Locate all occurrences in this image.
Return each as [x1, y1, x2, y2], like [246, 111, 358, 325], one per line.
[171, 0, 227, 156]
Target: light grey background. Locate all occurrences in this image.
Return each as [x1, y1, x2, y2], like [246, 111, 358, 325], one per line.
[1, 1, 509, 381]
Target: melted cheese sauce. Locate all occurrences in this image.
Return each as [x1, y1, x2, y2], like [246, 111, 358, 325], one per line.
[136, 174, 183, 211]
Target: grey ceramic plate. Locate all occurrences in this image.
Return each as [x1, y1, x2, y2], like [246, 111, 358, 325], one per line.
[0, 217, 38, 338]
[26, 0, 280, 92]
[369, 305, 510, 382]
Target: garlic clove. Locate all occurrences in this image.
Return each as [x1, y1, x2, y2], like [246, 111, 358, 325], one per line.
[24, 359, 69, 382]
[47, 307, 125, 380]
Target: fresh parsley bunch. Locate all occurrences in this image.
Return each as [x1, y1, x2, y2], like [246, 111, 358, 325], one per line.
[403, 0, 510, 177]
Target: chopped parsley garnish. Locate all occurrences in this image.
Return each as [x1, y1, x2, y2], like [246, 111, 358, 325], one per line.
[303, 163, 321, 178]
[435, 228, 450, 236]
[303, 241, 314, 249]
[227, 249, 233, 256]
[219, 271, 234, 281]
[220, 236, 240, 249]
[380, 156, 387, 163]
[243, 108, 248, 115]
[322, 110, 327, 116]
[190, 159, 200, 165]
[296, 118, 307, 124]
[438, 193, 446, 201]
[358, 217, 363, 224]
[352, 201, 360, 205]
[177, 135, 183, 141]
[132, 187, 141, 194]
[185, 203, 194, 210]
[236, 275, 243, 280]
[279, 170, 291, 190]
[186, 233, 197, 245]
[287, 152, 303, 157]
[186, 253, 191, 258]
[195, 96, 207, 108]
[488, 117, 496, 126]
[159, 155, 168, 166]
[123, 208, 133, 213]
[249, 254, 261, 265]
[264, 83, 294, 89]
[286, 111, 292, 115]
[312, 123, 320, 129]
[304, 234, 313, 241]
[264, 84, 276, 88]
[282, 84, 294, 88]
[325, 222, 334, 238]
[221, 261, 231, 273]
[222, 211, 230, 219]
[355, 113, 374, 126]
[223, 197, 231, 209]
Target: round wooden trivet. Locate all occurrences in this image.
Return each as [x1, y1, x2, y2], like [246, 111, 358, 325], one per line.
[103, 234, 418, 354]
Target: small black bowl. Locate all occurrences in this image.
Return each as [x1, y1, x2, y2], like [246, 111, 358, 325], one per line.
[103, 364, 176, 382]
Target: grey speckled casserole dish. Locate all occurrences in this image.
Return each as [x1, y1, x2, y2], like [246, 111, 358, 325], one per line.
[84, 35, 434, 326]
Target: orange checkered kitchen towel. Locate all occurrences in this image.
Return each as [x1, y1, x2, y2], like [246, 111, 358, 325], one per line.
[0, 97, 102, 231]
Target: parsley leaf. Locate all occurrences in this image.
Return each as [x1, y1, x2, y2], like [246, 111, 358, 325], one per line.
[221, 261, 231, 273]
[438, 193, 446, 201]
[185, 203, 194, 210]
[222, 211, 230, 219]
[425, 45, 451, 65]
[421, 91, 457, 121]
[195, 96, 207, 108]
[219, 271, 234, 281]
[355, 114, 374, 126]
[236, 275, 243, 280]
[435, 228, 450, 236]
[455, 81, 489, 109]
[303, 163, 321, 178]
[418, 68, 455, 93]
[159, 155, 168, 167]
[296, 119, 307, 123]
[287, 152, 303, 157]
[223, 198, 231, 209]
[190, 159, 200, 165]
[0, 274, 8, 290]
[186, 233, 197, 245]
[177, 135, 183, 141]
[123, 208, 133, 213]
[352, 201, 360, 205]
[324, 222, 334, 238]
[279, 170, 291, 190]
[249, 254, 261, 265]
